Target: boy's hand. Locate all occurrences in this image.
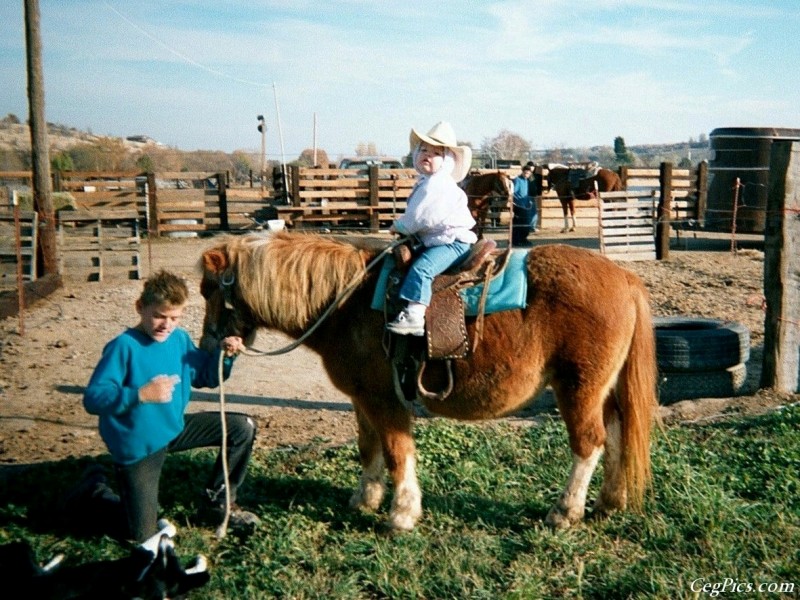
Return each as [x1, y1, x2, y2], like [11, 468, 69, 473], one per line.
[138, 375, 180, 403]
[221, 336, 244, 357]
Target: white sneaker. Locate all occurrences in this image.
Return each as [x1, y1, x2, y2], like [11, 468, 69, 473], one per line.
[386, 309, 425, 336]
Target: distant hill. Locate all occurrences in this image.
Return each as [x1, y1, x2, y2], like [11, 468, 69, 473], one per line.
[0, 118, 147, 154]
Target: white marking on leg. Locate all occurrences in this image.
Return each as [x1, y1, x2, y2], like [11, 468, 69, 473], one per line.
[349, 452, 385, 511]
[389, 454, 422, 531]
[546, 446, 603, 528]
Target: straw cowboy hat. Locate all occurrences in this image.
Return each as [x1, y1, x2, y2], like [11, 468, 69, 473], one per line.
[409, 121, 472, 182]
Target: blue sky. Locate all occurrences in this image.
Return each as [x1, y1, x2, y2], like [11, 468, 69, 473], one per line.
[2, 0, 798, 160]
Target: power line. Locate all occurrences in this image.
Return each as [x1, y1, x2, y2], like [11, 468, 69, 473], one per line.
[102, 2, 270, 89]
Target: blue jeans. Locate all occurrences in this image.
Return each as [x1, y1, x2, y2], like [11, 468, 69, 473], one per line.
[399, 240, 472, 306]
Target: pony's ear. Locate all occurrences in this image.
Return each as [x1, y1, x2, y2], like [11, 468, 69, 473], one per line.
[202, 249, 229, 274]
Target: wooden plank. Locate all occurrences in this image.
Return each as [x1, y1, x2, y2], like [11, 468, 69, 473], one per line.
[157, 211, 205, 220]
[297, 178, 371, 189]
[156, 171, 216, 180]
[607, 252, 656, 262]
[60, 210, 139, 221]
[157, 222, 205, 232]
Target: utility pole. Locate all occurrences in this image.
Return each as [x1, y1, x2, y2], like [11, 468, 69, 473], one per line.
[257, 115, 266, 194]
[24, 0, 58, 275]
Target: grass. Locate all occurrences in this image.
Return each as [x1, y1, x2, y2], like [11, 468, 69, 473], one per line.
[1, 405, 799, 599]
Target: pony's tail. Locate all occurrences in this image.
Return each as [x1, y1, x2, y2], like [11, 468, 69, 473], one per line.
[618, 277, 659, 510]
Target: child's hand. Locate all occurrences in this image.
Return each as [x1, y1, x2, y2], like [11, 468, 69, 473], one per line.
[138, 375, 180, 403]
[221, 336, 244, 357]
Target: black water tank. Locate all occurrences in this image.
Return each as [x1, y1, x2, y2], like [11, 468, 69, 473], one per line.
[707, 127, 800, 233]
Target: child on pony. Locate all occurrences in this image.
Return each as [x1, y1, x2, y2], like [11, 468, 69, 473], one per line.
[387, 121, 477, 336]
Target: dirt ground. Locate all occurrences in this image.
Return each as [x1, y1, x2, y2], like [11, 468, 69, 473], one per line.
[0, 228, 797, 467]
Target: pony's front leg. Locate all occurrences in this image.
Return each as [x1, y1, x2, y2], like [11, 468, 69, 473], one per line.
[349, 400, 421, 531]
[386, 445, 422, 531]
[349, 407, 387, 513]
[546, 446, 603, 529]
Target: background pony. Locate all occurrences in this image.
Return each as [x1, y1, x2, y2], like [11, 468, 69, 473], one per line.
[460, 171, 513, 238]
[548, 164, 624, 232]
[199, 232, 658, 532]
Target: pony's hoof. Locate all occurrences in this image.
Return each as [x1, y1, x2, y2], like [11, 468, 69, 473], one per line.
[545, 506, 583, 530]
[349, 491, 383, 513]
[388, 512, 418, 532]
[559, 228, 568, 234]
[569, 227, 575, 232]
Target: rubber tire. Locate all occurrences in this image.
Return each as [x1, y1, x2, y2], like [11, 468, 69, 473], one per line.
[658, 363, 748, 405]
[654, 317, 750, 372]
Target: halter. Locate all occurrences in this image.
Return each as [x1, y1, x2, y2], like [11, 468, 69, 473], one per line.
[220, 271, 236, 310]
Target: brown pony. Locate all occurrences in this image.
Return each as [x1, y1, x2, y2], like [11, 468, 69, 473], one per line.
[199, 232, 657, 532]
[548, 165, 623, 232]
[460, 171, 513, 238]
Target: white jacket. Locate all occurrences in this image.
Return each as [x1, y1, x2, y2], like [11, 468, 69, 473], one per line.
[393, 169, 477, 247]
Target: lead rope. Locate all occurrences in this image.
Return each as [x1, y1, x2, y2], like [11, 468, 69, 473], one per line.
[215, 351, 231, 539]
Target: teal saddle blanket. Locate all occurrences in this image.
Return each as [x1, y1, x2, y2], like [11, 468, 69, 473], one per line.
[370, 248, 529, 317]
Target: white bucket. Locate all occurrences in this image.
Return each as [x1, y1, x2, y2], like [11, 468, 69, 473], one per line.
[165, 219, 199, 238]
[266, 219, 285, 231]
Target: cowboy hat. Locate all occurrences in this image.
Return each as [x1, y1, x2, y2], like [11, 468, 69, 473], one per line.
[409, 121, 472, 182]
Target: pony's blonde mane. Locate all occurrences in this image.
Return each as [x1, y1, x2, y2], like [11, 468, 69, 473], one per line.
[220, 232, 371, 332]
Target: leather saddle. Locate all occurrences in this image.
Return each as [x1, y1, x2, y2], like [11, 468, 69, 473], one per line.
[385, 237, 511, 402]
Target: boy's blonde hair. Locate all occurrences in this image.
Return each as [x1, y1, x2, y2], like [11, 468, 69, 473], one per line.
[138, 269, 189, 308]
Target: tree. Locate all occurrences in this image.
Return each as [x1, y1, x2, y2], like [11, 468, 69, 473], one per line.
[480, 130, 530, 163]
[51, 150, 74, 171]
[231, 151, 253, 183]
[136, 153, 155, 173]
[613, 136, 635, 165]
[297, 148, 330, 167]
[68, 137, 132, 171]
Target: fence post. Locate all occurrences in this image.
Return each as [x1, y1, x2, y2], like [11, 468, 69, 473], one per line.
[146, 172, 159, 237]
[290, 165, 301, 207]
[217, 172, 229, 231]
[695, 160, 708, 224]
[655, 162, 673, 259]
[368, 164, 380, 232]
[761, 141, 800, 392]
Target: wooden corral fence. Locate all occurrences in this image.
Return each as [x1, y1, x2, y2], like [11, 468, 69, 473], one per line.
[0, 160, 707, 243]
[620, 162, 707, 234]
[54, 171, 144, 219]
[275, 165, 417, 231]
[0, 209, 37, 289]
[598, 191, 658, 261]
[58, 210, 141, 281]
[144, 172, 227, 236]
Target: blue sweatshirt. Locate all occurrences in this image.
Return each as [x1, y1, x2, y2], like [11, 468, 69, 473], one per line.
[83, 327, 235, 465]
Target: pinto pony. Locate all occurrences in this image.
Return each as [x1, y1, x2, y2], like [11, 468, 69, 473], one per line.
[548, 166, 623, 232]
[199, 232, 657, 532]
[460, 171, 513, 238]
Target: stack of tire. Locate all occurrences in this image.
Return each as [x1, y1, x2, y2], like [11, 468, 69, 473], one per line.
[653, 317, 750, 404]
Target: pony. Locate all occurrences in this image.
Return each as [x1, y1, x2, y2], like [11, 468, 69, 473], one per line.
[199, 231, 658, 532]
[547, 165, 623, 232]
[460, 171, 513, 238]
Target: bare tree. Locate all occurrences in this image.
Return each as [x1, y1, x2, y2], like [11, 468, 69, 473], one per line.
[480, 130, 531, 162]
